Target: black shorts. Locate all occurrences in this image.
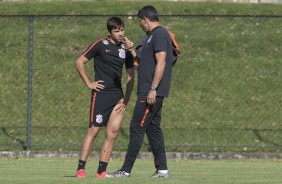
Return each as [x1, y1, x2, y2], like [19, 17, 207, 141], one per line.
[89, 89, 123, 127]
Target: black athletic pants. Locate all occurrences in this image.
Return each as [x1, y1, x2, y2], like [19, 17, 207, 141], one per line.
[121, 96, 167, 173]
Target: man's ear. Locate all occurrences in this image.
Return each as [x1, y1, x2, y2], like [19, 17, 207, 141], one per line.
[143, 17, 148, 25]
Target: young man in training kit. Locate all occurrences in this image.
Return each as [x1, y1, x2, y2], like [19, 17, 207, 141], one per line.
[75, 16, 134, 178]
[108, 5, 174, 178]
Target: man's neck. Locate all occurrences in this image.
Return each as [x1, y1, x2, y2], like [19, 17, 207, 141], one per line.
[109, 36, 120, 45]
[149, 22, 160, 32]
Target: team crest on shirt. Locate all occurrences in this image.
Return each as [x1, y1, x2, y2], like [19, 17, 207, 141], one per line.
[102, 40, 109, 45]
[96, 114, 103, 124]
[119, 48, 126, 59]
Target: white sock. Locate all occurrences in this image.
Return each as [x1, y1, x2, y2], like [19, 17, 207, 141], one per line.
[158, 170, 168, 174]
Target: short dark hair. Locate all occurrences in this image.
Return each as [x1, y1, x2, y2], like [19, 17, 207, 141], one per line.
[137, 5, 159, 22]
[107, 17, 124, 32]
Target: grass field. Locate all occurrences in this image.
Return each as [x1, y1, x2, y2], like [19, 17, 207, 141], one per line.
[1, 157, 282, 184]
[0, 1, 282, 151]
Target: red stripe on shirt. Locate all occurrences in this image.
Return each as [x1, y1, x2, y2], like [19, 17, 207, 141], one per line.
[82, 36, 109, 56]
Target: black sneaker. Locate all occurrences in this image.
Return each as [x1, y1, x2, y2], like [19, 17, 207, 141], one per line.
[151, 170, 170, 177]
[107, 170, 130, 178]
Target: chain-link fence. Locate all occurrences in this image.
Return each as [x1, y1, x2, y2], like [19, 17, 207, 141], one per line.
[0, 15, 281, 152]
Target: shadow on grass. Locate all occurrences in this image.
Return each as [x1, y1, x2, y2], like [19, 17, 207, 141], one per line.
[252, 129, 282, 147]
[1, 127, 27, 150]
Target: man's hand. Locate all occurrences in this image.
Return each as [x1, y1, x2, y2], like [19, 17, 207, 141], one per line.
[115, 98, 126, 115]
[147, 90, 157, 105]
[87, 80, 105, 91]
[123, 37, 134, 51]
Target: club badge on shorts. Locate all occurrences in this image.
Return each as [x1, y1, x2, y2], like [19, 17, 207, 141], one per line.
[96, 114, 103, 124]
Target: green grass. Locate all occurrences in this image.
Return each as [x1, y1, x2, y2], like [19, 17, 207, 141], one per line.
[1, 1, 282, 15]
[0, 157, 282, 184]
[0, 1, 282, 151]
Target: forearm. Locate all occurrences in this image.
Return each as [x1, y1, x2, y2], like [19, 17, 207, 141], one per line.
[151, 51, 166, 88]
[128, 48, 137, 59]
[124, 81, 134, 105]
[123, 69, 134, 105]
[151, 61, 166, 88]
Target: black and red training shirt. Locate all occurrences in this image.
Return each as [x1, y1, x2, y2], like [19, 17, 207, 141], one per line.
[83, 36, 133, 90]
